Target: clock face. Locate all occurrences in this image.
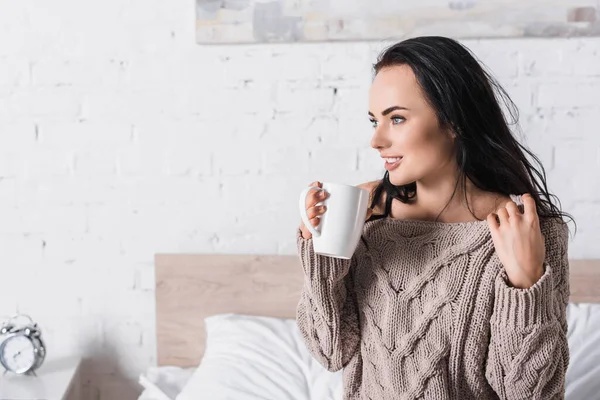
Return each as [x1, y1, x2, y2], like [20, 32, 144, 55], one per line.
[1, 335, 36, 373]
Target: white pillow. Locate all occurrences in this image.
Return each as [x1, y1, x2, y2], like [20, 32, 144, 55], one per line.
[565, 303, 600, 400]
[176, 314, 342, 400]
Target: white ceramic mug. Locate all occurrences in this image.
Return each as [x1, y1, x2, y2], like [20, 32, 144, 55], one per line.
[298, 182, 370, 259]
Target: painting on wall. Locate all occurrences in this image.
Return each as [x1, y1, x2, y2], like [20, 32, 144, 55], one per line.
[196, 0, 600, 44]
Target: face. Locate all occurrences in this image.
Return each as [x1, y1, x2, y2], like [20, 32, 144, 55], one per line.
[368, 65, 456, 187]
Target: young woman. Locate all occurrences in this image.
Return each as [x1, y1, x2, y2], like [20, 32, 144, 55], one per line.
[296, 36, 573, 400]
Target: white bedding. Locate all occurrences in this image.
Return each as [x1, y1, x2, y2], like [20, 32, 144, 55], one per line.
[565, 303, 600, 400]
[138, 366, 194, 400]
[139, 303, 600, 400]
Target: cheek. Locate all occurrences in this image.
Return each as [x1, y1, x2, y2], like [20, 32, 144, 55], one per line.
[399, 124, 454, 172]
[399, 123, 440, 160]
[424, 134, 454, 160]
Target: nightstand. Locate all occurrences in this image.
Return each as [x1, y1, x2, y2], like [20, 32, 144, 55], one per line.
[0, 356, 81, 400]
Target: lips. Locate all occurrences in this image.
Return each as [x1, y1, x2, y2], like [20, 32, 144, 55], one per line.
[383, 156, 403, 171]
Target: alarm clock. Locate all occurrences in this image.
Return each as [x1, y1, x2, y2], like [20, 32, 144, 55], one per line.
[0, 314, 46, 375]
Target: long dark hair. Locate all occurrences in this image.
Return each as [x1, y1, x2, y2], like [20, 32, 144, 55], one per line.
[366, 36, 574, 230]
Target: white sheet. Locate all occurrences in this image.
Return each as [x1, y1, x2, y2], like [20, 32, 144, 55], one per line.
[138, 366, 194, 400]
[138, 304, 600, 400]
[565, 303, 600, 400]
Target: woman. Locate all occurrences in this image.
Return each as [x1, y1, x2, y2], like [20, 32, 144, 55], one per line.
[296, 36, 574, 400]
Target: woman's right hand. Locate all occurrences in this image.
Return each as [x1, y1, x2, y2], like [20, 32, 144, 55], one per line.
[299, 181, 328, 240]
[299, 181, 375, 240]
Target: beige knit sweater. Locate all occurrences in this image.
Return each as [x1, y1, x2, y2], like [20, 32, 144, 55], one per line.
[296, 196, 570, 400]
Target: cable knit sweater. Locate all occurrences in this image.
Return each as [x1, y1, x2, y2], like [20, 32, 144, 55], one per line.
[296, 195, 570, 400]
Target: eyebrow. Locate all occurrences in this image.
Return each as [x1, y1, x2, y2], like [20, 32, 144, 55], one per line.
[368, 106, 409, 117]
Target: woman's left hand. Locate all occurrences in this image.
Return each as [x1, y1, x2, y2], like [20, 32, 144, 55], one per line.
[487, 193, 546, 289]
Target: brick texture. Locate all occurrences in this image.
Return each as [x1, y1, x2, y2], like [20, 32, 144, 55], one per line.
[0, 0, 598, 398]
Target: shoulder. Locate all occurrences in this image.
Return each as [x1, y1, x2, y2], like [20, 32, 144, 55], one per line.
[356, 180, 381, 192]
[356, 180, 385, 213]
[355, 180, 412, 218]
[540, 215, 570, 244]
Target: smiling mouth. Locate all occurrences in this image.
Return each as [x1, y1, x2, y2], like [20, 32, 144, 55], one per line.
[384, 157, 403, 171]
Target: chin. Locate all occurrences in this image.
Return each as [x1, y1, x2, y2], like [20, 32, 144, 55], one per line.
[388, 173, 411, 187]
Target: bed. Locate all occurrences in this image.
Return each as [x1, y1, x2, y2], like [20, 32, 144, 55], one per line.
[138, 255, 600, 400]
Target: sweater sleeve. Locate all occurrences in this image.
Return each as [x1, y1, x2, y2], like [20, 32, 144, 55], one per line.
[485, 220, 570, 400]
[295, 229, 361, 372]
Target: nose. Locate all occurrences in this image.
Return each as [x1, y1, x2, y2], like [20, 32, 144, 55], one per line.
[370, 125, 392, 150]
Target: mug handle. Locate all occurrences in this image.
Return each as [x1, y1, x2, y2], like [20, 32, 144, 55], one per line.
[298, 186, 325, 238]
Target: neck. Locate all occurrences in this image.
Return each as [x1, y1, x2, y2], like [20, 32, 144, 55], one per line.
[413, 168, 482, 223]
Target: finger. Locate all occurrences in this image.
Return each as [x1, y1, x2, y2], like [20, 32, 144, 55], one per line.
[497, 207, 509, 226]
[307, 205, 327, 220]
[306, 190, 323, 208]
[309, 217, 321, 228]
[299, 226, 312, 239]
[522, 194, 538, 221]
[505, 201, 521, 218]
[487, 213, 500, 243]
[487, 213, 499, 231]
[305, 185, 327, 208]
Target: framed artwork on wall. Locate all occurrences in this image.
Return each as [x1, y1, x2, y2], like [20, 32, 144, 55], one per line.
[196, 0, 600, 44]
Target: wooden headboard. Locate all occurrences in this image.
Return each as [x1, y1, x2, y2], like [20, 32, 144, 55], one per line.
[155, 255, 600, 368]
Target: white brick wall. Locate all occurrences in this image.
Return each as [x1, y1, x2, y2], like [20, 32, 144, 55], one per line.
[0, 0, 599, 398]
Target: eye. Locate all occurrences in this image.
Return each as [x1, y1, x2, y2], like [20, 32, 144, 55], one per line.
[369, 119, 378, 128]
[391, 116, 405, 125]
